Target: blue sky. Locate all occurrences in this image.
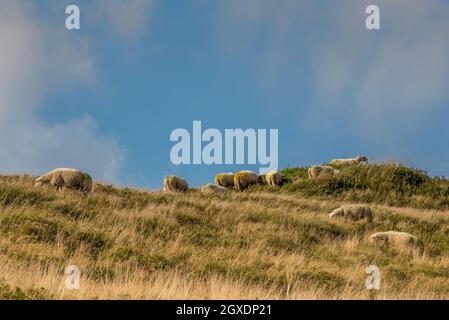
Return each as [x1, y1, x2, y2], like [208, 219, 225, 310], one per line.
[1, 0, 449, 189]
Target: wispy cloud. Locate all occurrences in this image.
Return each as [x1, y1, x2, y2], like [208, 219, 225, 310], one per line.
[0, 0, 124, 182]
[86, 0, 156, 42]
[215, 0, 449, 171]
[310, 0, 449, 135]
[218, 0, 449, 117]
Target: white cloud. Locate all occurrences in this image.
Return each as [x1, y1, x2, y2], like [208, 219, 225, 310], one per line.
[311, 0, 449, 134]
[216, 0, 449, 171]
[218, 0, 449, 126]
[87, 0, 156, 41]
[0, 0, 124, 182]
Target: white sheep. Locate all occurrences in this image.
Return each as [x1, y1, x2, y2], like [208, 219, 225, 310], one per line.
[329, 204, 373, 223]
[308, 165, 340, 178]
[200, 183, 227, 194]
[215, 173, 235, 188]
[35, 168, 93, 193]
[234, 170, 259, 191]
[163, 175, 188, 192]
[370, 231, 421, 250]
[329, 155, 368, 166]
[266, 170, 283, 187]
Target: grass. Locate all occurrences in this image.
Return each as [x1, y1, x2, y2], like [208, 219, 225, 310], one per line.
[277, 163, 449, 209]
[0, 164, 449, 299]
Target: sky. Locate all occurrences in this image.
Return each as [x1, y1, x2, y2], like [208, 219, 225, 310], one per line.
[1, 0, 449, 189]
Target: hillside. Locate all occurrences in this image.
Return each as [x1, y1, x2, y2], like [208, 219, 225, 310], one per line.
[1, 164, 449, 299]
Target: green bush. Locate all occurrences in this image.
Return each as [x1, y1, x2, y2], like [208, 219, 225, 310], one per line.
[280, 163, 449, 209]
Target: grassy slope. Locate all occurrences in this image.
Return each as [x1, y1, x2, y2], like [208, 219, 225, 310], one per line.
[0, 164, 449, 300]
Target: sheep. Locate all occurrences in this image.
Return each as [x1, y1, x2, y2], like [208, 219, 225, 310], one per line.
[258, 174, 267, 185]
[234, 170, 259, 191]
[370, 231, 422, 251]
[266, 170, 283, 187]
[215, 173, 235, 188]
[200, 183, 227, 194]
[35, 168, 93, 194]
[329, 155, 368, 166]
[163, 175, 188, 192]
[329, 204, 373, 223]
[308, 165, 340, 178]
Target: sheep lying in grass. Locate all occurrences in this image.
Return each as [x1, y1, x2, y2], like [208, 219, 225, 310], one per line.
[200, 183, 226, 194]
[163, 175, 188, 192]
[329, 204, 373, 223]
[330, 155, 368, 166]
[215, 173, 234, 188]
[35, 168, 92, 194]
[266, 170, 283, 187]
[308, 165, 340, 178]
[370, 231, 421, 251]
[234, 170, 258, 192]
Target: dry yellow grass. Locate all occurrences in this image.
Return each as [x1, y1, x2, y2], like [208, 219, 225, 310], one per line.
[0, 175, 449, 299]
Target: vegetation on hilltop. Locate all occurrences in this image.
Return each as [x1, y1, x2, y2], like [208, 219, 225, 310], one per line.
[277, 164, 449, 209]
[0, 164, 449, 299]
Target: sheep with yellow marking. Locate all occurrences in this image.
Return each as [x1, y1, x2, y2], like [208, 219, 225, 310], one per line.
[234, 170, 259, 192]
[163, 175, 188, 192]
[265, 170, 283, 187]
[215, 173, 235, 188]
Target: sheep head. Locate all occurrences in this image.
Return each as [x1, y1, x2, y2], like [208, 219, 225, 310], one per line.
[329, 208, 344, 219]
[357, 155, 368, 163]
[370, 233, 387, 243]
[34, 177, 44, 187]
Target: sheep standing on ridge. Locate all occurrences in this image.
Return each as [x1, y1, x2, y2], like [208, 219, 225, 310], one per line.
[308, 165, 340, 178]
[163, 175, 188, 192]
[215, 173, 235, 188]
[234, 170, 259, 192]
[266, 170, 283, 187]
[35, 168, 92, 194]
[330, 155, 368, 166]
[329, 204, 373, 223]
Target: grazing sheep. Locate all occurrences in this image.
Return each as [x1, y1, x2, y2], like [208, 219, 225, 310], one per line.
[370, 231, 421, 250]
[215, 173, 235, 188]
[234, 170, 258, 192]
[266, 170, 283, 187]
[163, 175, 188, 192]
[200, 183, 227, 194]
[35, 168, 93, 194]
[329, 155, 368, 166]
[329, 204, 373, 223]
[308, 165, 340, 178]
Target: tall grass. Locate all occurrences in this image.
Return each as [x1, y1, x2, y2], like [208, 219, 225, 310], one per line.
[0, 164, 449, 299]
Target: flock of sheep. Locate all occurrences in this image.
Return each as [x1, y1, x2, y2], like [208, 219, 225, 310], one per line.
[32, 155, 421, 251]
[307, 155, 368, 178]
[163, 155, 369, 193]
[163, 169, 283, 194]
[329, 204, 421, 251]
